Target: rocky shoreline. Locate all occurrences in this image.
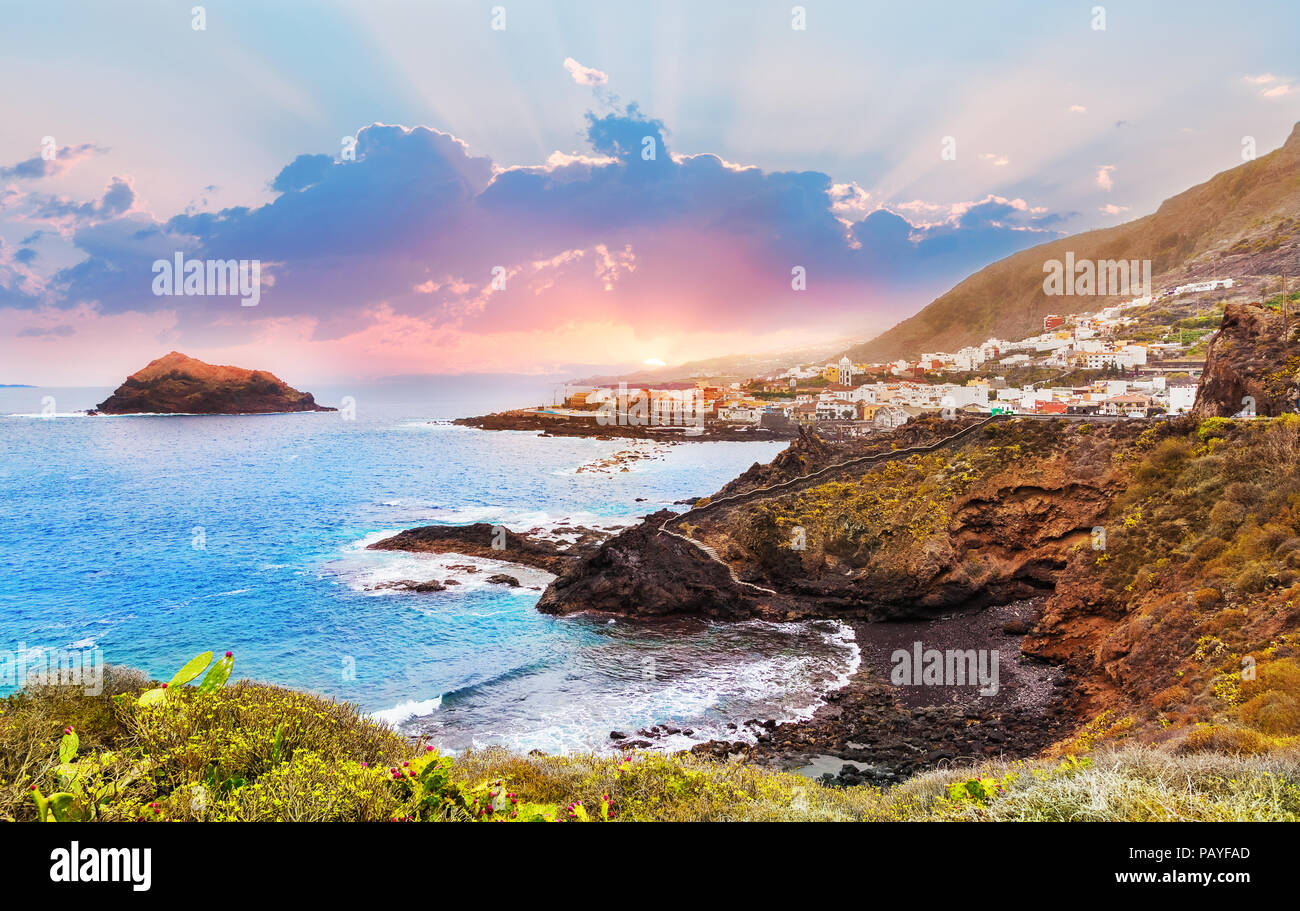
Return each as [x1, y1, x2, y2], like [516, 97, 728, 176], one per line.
[452, 408, 797, 441]
[367, 522, 610, 577]
[688, 602, 1079, 785]
[519, 414, 1150, 779]
[376, 417, 1094, 779]
[590, 600, 1078, 785]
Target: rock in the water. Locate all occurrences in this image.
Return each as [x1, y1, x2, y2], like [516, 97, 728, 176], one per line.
[92, 351, 334, 415]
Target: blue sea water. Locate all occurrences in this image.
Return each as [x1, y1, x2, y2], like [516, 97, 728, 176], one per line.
[0, 378, 858, 754]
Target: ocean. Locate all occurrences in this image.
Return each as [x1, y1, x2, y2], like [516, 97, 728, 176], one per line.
[0, 378, 859, 755]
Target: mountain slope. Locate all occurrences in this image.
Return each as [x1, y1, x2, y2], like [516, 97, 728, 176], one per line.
[846, 122, 1300, 361]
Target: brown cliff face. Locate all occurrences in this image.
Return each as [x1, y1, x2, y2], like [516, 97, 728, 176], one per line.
[537, 419, 1143, 621]
[92, 352, 335, 415]
[541, 414, 1300, 755]
[1023, 415, 1300, 739]
[1192, 302, 1300, 418]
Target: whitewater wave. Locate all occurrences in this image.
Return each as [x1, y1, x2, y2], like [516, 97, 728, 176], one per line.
[325, 531, 555, 594]
[6, 411, 94, 419]
[418, 506, 639, 536]
[391, 618, 861, 756]
[372, 696, 443, 727]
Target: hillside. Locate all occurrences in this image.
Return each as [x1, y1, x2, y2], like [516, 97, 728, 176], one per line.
[92, 352, 335, 415]
[538, 414, 1300, 764]
[846, 122, 1300, 362]
[5, 663, 1298, 822]
[533, 306, 1300, 769]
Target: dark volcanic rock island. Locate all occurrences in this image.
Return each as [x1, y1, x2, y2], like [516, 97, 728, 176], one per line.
[367, 522, 608, 575]
[92, 352, 335, 415]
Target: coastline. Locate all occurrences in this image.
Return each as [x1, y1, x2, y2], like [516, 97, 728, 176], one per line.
[692, 602, 1077, 785]
[452, 408, 797, 442]
[373, 415, 1077, 775]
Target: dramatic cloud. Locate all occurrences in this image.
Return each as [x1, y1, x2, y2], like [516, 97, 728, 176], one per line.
[3, 104, 1070, 371]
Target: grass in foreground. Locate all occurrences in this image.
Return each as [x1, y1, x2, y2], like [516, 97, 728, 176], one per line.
[3, 662, 1299, 822]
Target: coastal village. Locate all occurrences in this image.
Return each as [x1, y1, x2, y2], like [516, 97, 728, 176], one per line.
[542, 281, 1243, 438]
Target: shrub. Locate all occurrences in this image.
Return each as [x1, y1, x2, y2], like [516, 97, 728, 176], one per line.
[1180, 724, 1273, 755]
[1193, 587, 1221, 609]
[1151, 685, 1190, 711]
[123, 682, 410, 790]
[1240, 692, 1300, 736]
[0, 676, 141, 821]
[209, 751, 404, 822]
[1197, 417, 1234, 441]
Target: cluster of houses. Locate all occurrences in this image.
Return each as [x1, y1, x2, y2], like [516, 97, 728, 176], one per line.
[553, 366, 1197, 435]
[550, 287, 1223, 434]
[766, 369, 1197, 429]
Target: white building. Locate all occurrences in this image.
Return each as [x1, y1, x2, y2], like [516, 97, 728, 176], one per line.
[850, 384, 880, 404]
[817, 400, 857, 421]
[837, 356, 855, 386]
[1168, 383, 1198, 414]
[717, 403, 764, 423]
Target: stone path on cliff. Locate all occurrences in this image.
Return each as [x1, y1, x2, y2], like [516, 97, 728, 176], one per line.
[657, 413, 1130, 597]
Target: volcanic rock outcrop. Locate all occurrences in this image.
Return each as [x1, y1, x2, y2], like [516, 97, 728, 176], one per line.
[1192, 302, 1300, 418]
[369, 523, 607, 575]
[93, 352, 334, 415]
[538, 418, 1144, 621]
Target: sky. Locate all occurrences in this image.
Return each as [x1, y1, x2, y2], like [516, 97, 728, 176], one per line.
[1, 0, 1298, 385]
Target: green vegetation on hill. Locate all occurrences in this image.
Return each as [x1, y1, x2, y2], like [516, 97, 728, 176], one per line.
[1058, 415, 1300, 749]
[3, 664, 1299, 822]
[693, 414, 1300, 753]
